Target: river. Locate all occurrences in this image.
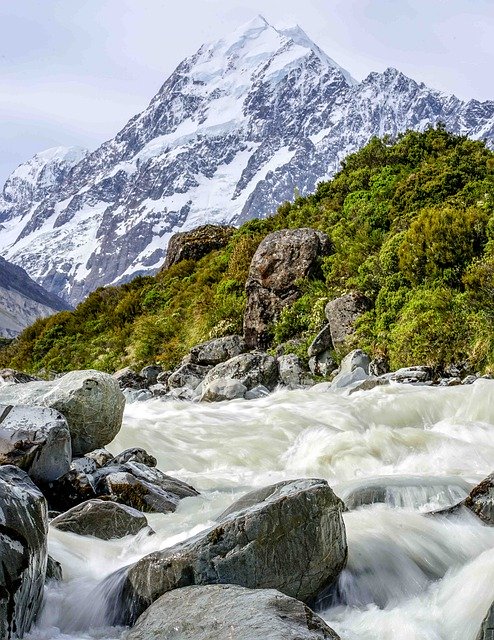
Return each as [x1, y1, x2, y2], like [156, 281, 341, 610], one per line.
[26, 379, 494, 640]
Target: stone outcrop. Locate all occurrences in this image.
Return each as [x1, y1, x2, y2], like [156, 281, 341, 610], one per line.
[325, 292, 370, 353]
[0, 370, 125, 456]
[161, 225, 235, 271]
[109, 478, 347, 625]
[125, 584, 340, 640]
[189, 335, 247, 366]
[0, 405, 71, 482]
[50, 499, 150, 539]
[244, 228, 331, 349]
[0, 465, 48, 639]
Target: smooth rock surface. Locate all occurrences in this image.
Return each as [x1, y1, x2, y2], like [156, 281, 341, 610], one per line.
[0, 370, 125, 456]
[50, 499, 149, 539]
[0, 405, 71, 482]
[338, 349, 370, 375]
[200, 378, 247, 402]
[110, 478, 347, 624]
[325, 292, 369, 352]
[0, 465, 48, 639]
[244, 228, 331, 349]
[125, 584, 340, 640]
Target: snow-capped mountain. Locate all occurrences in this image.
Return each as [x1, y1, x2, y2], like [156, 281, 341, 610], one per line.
[0, 255, 71, 338]
[1, 15, 493, 304]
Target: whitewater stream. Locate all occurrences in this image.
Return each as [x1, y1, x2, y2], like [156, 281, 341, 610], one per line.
[26, 379, 494, 640]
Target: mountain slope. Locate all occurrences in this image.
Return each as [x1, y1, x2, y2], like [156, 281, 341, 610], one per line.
[0, 256, 71, 338]
[1, 15, 493, 305]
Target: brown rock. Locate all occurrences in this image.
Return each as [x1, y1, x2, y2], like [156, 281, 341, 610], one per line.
[325, 292, 370, 352]
[161, 225, 235, 271]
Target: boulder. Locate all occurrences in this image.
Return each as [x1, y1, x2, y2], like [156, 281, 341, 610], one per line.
[125, 584, 340, 640]
[202, 352, 278, 397]
[331, 367, 368, 391]
[123, 389, 153, 403]
[463, 473, 494, 524]
[325, 292, 370, 353]
[278, 354, 311, 389]
[109, 478, 347, 625]
[113, 448, 157, 468]
[0, 369, 39, 385]
[369, 356, 389, 377]
[85, 448, 114, 468]
[0, 465, 48, 639]
[70, 456, 98, 475]
[161, 224, 235, 271]
[308, 324, 333, 358]
[200, 378, 247, 402]
[167, 363, 211, 392]
[348, 377, 390, 395]
[189, 335, 247, 366]
[382, 366, 433, 384]
[43, 468, 98, 512]
[309, 350, 337, 377]
[339, 349, 370, 375]
[139, 365, 162, 386]
[244, 385, 270, 400]
[113, 367, 148, 390]
[50, 499, 150, 539]
[148, 383, 168, 397]
[244, 228, 331, 349]
[46, 555, 62, 582]
[0, 370, 125, 456]
[0, 405, 71, 483]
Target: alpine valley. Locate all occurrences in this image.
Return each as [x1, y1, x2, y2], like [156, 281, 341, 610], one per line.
[1, 15, 493, 305]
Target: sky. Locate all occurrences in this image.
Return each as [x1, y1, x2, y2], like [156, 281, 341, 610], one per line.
[0, 0, 493, 185]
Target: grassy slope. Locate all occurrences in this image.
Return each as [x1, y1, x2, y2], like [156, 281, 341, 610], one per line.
[2, 126, 494, 375]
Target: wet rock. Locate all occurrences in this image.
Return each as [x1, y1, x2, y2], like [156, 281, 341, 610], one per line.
[156, 370, 172, 385]
[244, 385, 270, 400]
[125, 584, 340, 640]
[438, 377, 462, 386]
[348, 377, 390, 395]
[189, 335, 247, 366]
[113, 448, 157, 468]
[85, 448, 114, 468]
[168, 363, 211, 393]
[0, 370, 125, 456]
[308, 324, 333, 358]
[462, 374, 478, 385]
[244, 228, 331, 349]
[123, 389, 153, 403]
[200, 378, 247, 402]
[0, 405, 71, 483]
[70, 456, 98, 475]
[339, 349, 370, 375]
[331, 367, 368, 391]
[463, 473, 494, 524]
[309, 350, 337, 377]
[111, 478, 347, 624]
[94, 462, 199, 514]
[50, 499, 150, 539]
[369, 357, 389, 377]
[161, 225, 235, 271]
[202, 352, 278, 397]
[113, 367, 148, 390]
[0, 369, 40, 385]
[477, 601, 494, 640]
[139, 365, 162, 386]
[0, 465, 48, 639]
[325, 292, 370, 353]
[382, 366, 433, 384]
[43, 468, 97, 512]
[149, 383, 167, 397]
[46, 555, 63, 582]
[278, 354, 311, 389]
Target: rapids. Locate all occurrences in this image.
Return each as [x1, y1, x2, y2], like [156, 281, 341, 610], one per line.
[26, 379, 494, 639]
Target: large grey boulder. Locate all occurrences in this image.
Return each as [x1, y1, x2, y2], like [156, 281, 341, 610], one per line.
[200, 378, 247, 402]
[0, 465, 48, 639]
[0, 405, 71, 482]
[278, 354, 312, 389]
[125, 584, 340, 640]
[201, 352, 278, 398]
[463, 473, 494, 524]
[167, 363, 211, 393]
[161, 225, 235, 271]
[382, 366, 433, 384]
[325, 292, 370, 353]
[110, 478, 347, 625]
[50, 499, 149, 539]
[0, 370, 125, 456]
[244, 228, 331, 349]
[339, 349, 370, 375]
[189, 335, 247, 366]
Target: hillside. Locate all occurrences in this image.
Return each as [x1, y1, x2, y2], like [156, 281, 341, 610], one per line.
[2, 127, 494, 374]
[0, 17, 493, 305]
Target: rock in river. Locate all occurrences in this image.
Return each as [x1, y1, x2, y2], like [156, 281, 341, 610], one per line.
[125, 584, 340, 640]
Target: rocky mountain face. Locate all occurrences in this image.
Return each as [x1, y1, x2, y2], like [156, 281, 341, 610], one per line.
[0, 255, 70, 338]
[1, 15, 493, 305]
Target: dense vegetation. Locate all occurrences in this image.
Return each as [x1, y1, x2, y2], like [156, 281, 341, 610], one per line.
[2, 126, 494, 375]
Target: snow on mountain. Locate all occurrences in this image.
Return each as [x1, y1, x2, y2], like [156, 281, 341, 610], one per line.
[0, 255, 71, 338]
[1, 15, 493, 305]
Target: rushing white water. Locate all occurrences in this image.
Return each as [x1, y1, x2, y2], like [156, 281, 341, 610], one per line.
[26, 379, 494, 639]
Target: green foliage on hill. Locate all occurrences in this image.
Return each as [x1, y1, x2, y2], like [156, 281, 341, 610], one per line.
[3, 126, 494, 375]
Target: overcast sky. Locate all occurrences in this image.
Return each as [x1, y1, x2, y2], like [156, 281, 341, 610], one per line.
[0, 0, 493, 185]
